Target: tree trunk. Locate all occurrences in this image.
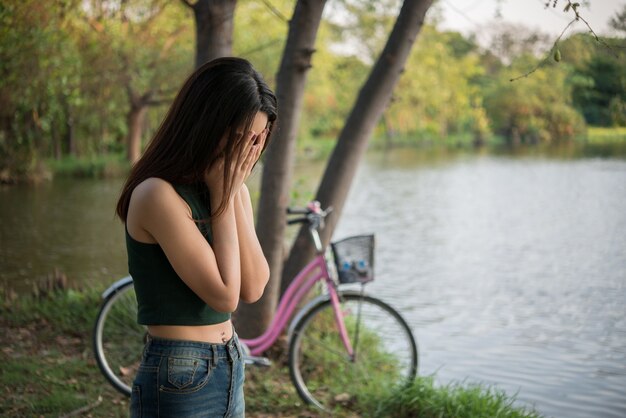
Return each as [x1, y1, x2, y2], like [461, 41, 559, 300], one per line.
[126, 103, 148, 164]
[193, 0, 237, 69]
[66, 113, 76, 156]
[280, 0, 434, 292]
[235, 0, 327, 338]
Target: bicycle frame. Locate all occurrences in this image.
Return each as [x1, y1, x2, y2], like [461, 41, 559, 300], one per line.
[240, 253, 354, 358]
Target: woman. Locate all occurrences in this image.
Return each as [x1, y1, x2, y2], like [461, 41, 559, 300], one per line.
[116, 57, 277, 417]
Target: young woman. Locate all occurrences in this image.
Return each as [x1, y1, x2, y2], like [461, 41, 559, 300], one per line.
[116, 57, 277, 417]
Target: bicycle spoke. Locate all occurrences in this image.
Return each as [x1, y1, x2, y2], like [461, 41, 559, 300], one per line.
[289, 293, 417, 413]
[295, 330, 354, 362]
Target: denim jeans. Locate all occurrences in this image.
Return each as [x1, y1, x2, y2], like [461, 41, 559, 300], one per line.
[130, 333, 245, 418]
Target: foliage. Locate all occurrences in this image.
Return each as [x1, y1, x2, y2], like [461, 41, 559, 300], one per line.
[232, 0, 291, 87]
[381, 25, 490, 146]
[484, 57, 586, 144]
[1, 0, 625, 181]
[363, 375, 543, 418]
[0, 0, 83, 181]
[0, 0, 193, 181]
[564, 35, 626, 126]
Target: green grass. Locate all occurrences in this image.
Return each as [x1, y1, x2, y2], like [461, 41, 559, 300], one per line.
[2, 287, 101, 333]
[0, 289, 129, 417]
[296, 135, 337, 160]
[363, 376, 542, 418]
[46, 153, 129, 179]
[0, 286, 543, 417]
[586, 126, 626, 144]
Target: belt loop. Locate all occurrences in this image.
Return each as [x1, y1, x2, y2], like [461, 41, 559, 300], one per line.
[142, 334, 152, 358]
[211, 344, 219, 366]
[227, 338, 237, 362]
[231, 326, 242, 359]
[234, 334, 242, 359]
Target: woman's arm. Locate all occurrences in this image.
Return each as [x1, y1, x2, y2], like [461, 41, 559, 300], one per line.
[128, 178, 242, 313]
[235, 183, 270, 303]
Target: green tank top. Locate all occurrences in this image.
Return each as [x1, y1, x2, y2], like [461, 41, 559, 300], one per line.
[126, 183, 231, 325]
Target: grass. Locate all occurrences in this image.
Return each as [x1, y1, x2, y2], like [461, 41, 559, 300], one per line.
[363, 376, 543, 418]
[586, 126, 626, 144]
[46, 153, 129, 179]
[0, 285, 543, 417]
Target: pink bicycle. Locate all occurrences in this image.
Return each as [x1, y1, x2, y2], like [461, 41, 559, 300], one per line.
[94, 202, 418, 412]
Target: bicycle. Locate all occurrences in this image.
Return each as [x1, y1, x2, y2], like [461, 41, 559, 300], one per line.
[93, 201, 418, 412]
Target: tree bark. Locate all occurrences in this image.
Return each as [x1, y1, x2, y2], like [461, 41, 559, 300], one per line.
[126, 98, 148, 164]
[280, 0, 434, 292]
[235, 0, 327, 338]
[192, 0, 237, 68]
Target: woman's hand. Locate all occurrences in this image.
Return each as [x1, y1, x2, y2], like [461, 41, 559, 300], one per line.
[204, 129, 268, 200]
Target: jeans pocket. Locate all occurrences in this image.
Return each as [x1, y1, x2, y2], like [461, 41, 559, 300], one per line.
[161, 356, 212, 393]
[168, 357, 199, 389]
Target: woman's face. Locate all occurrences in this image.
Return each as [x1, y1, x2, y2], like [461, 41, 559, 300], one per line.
[231, 112, 269, 145]
[218, 112, 269, 154]
[250, 112, 269, 143]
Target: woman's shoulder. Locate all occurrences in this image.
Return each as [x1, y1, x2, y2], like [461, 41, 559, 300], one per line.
[130, 178, 183, 211]
[133, 177, 175, 198]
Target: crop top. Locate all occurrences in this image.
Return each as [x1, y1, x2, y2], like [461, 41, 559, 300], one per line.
[126, 183, 231, 325]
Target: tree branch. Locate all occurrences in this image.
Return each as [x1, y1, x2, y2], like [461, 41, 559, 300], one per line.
[511, 0, 619, 82]
[510, 17, 575, 82]
[259, 0, 289, 22]
[180, 0, 195, 9]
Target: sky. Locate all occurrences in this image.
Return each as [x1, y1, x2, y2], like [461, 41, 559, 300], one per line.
[435, 0, 624, 42]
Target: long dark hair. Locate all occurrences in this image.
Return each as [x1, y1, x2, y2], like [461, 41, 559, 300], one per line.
[116, 57, 277, 221]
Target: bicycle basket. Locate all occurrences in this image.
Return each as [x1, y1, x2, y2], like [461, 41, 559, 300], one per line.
[331, 234, 375, 284]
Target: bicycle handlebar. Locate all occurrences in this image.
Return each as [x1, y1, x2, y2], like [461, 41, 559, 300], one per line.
[287, 217, 309, 225]
[286, 201, 332, 253]
[286, 201, 332, 227]
[286, 207, 309, 215]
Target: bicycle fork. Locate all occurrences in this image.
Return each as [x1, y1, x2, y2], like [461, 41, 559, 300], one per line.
[328, 285, 365, 362]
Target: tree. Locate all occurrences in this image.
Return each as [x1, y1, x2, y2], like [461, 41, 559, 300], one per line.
[235, 0, 328, 338]
[280, 0, 435, 294]
[381, 25, 488, 146]
[0, 0, 88, 181]
[484, 57, 586, 143]
[81, 0, 192, 163]
[181, 0, 237, 69]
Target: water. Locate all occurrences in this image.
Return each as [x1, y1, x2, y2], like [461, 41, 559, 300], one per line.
[0, 177, 128, 291]
[1, 148, 625, 417]
[335, 150, 626, 417]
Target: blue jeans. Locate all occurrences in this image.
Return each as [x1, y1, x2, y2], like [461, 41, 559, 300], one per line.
[130, 333, 245, 417]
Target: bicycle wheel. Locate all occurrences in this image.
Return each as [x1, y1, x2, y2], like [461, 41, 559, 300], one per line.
[93, 281, 145, 396]
[288, 292, 418, 412]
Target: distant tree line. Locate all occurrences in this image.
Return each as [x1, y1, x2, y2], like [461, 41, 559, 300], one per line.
[1, 0, 624, 181]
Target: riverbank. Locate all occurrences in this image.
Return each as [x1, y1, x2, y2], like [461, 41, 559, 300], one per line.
[0, 285, 543, 417]
[2, 126, 624, 185]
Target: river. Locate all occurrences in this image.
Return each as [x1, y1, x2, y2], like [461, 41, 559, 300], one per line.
[1, 146, 625, 417]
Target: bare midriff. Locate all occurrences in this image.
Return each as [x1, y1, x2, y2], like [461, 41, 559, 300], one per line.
[147, 319, 234, 344]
